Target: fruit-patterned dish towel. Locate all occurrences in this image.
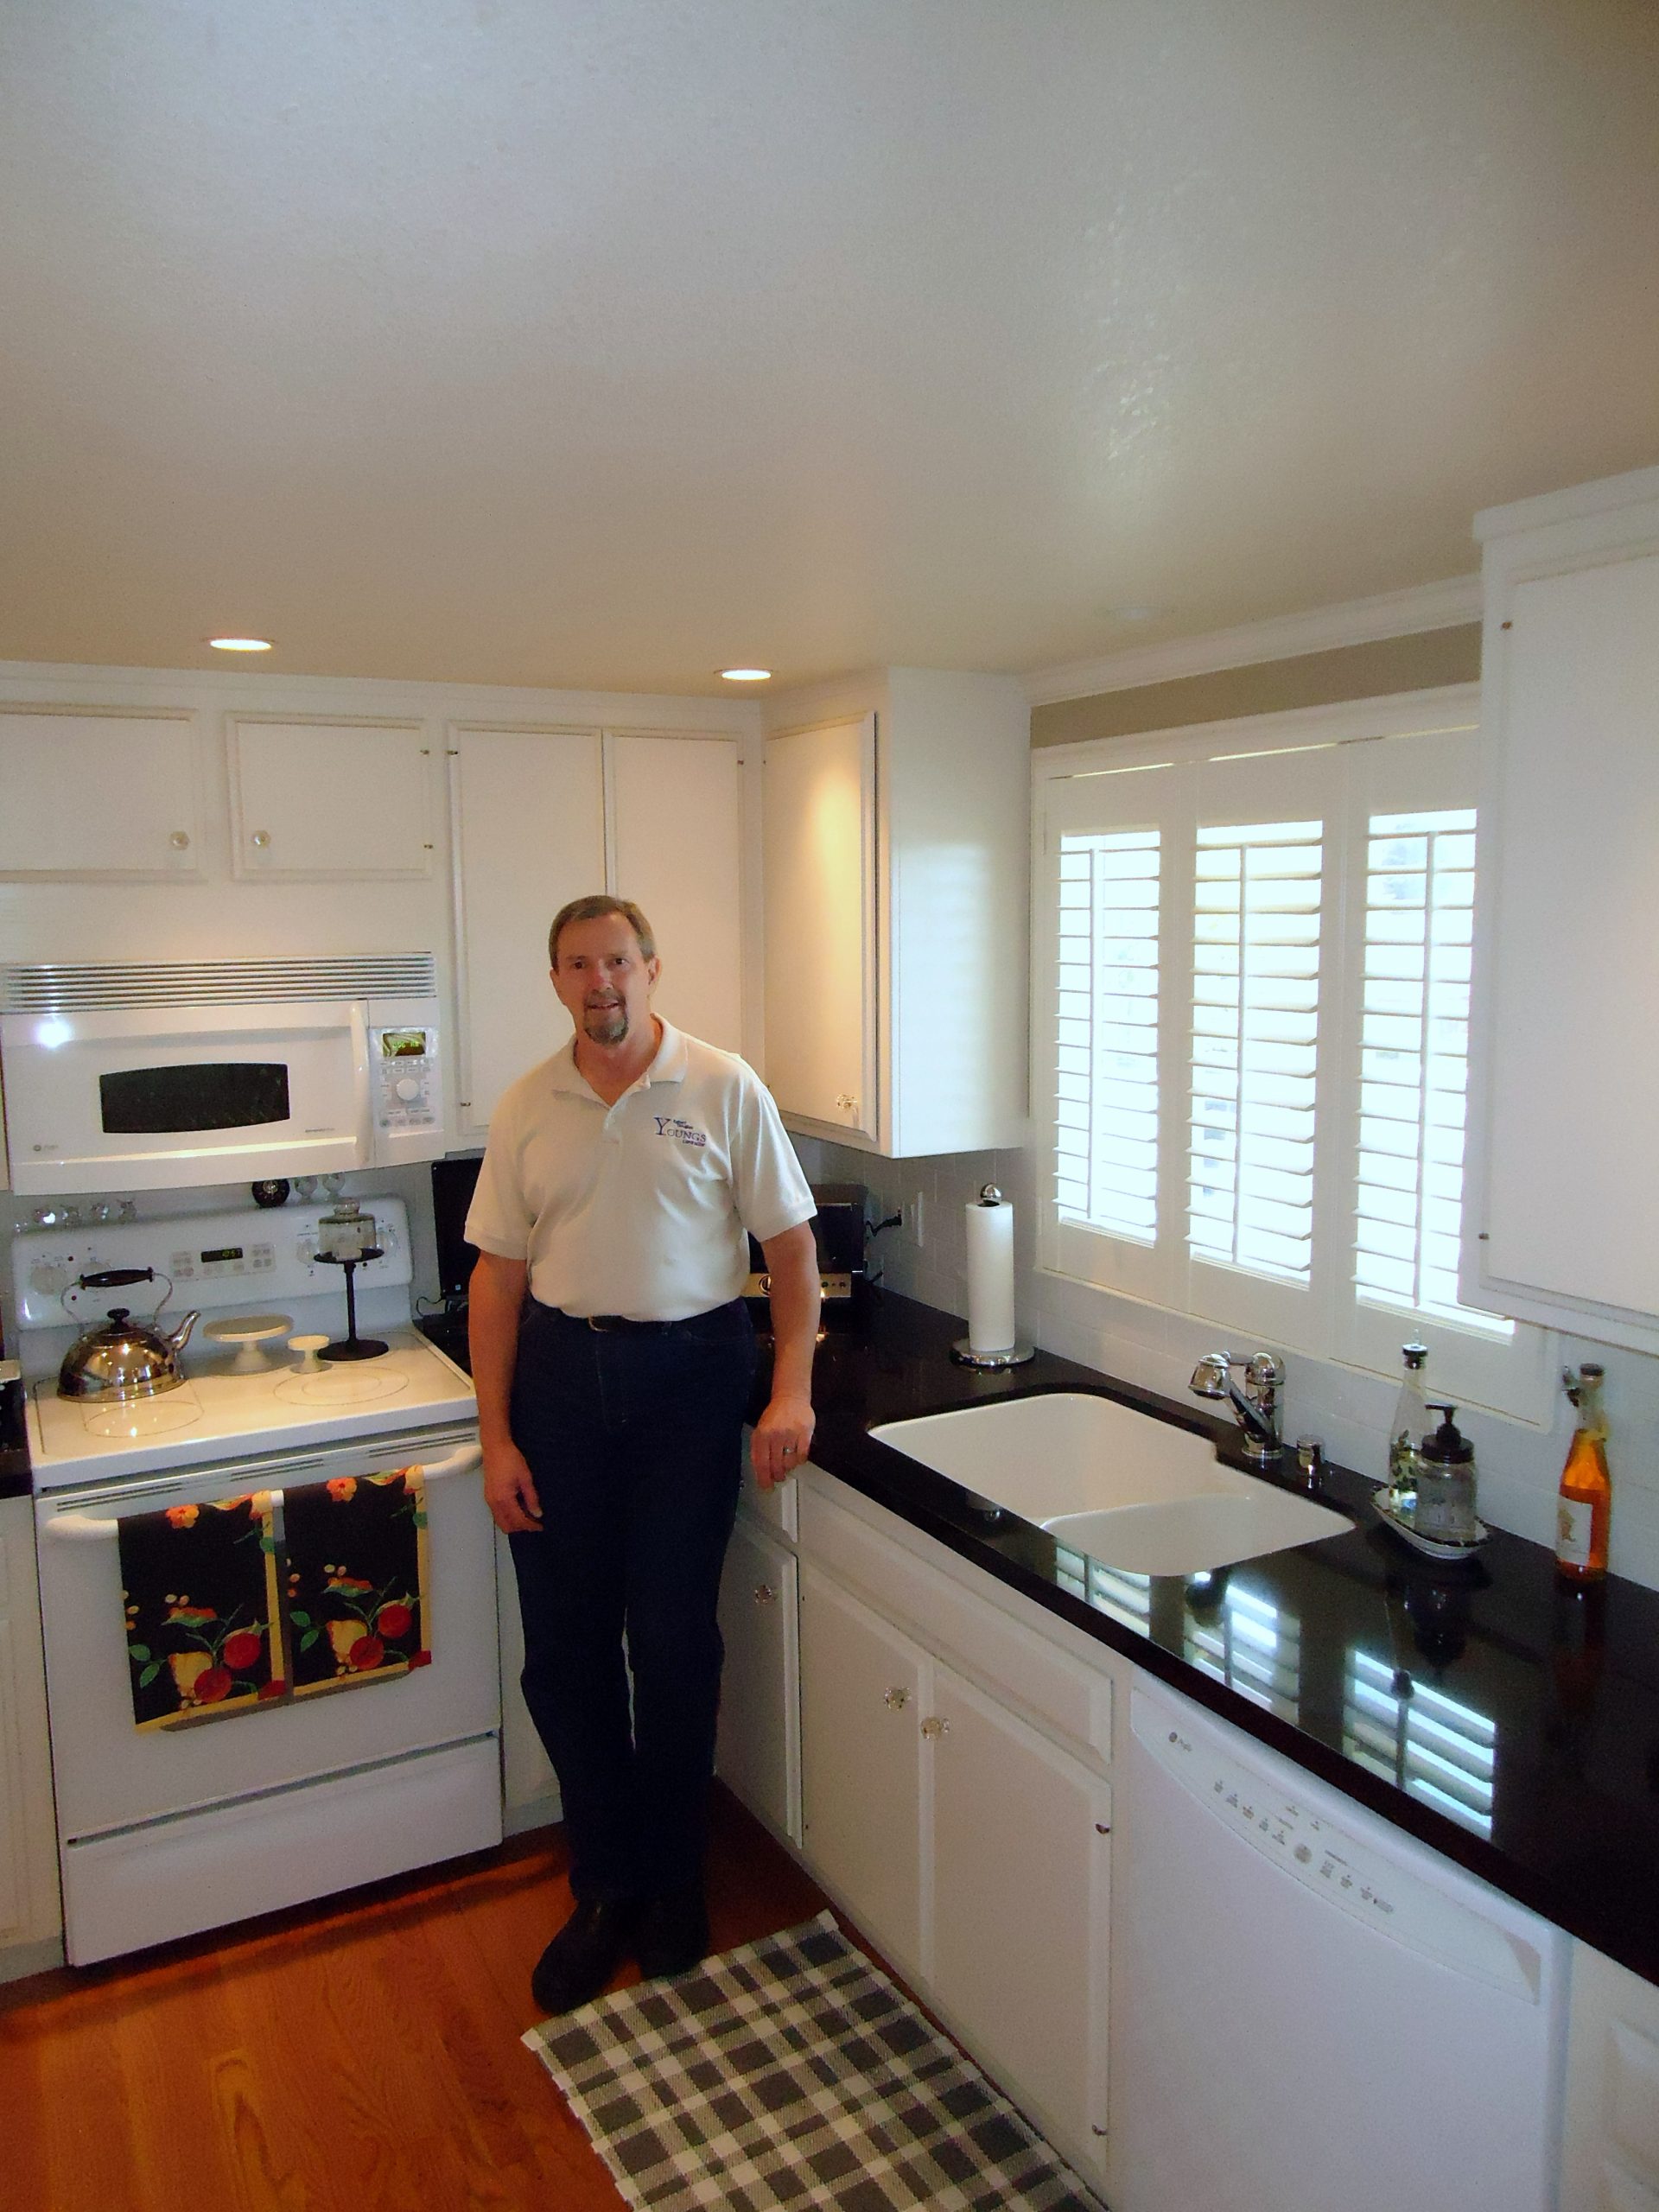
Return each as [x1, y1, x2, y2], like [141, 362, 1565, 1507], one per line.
[118, 1492, 285, 1729]
[281, 1467, 431, 1697]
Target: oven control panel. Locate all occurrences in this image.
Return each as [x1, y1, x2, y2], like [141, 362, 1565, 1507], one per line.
[11, 1198, 414, 1327]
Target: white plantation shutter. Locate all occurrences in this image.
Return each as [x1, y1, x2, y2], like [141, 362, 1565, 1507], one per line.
[1188, 819, 1323, 1285]
[1356, 809, 1510, 1337]
[1036, 702, 1548, 1422]
[1054, 829, 1161, 1242]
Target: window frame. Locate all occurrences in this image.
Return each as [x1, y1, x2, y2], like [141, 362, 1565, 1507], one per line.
[1033, 684, 1555, 1426]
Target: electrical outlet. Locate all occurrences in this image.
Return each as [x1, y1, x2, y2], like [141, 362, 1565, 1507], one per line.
[907, 1190, 926, 1248]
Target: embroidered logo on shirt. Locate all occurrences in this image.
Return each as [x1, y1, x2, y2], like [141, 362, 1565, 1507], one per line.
[653, 1115, 708, 1148]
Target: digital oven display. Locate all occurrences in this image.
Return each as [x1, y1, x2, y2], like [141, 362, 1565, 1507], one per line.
[200, 1247, 245, 1264]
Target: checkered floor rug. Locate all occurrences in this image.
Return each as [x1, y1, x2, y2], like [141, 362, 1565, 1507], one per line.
[523, 1909, 1103, 2210]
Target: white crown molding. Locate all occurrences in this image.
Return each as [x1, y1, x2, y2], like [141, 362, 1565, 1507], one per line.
[1024, 574, 1484, 708]
[0, 657, 765, 733]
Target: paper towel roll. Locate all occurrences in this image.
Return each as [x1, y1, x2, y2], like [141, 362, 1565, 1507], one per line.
[965, 1195, 1017, 1353]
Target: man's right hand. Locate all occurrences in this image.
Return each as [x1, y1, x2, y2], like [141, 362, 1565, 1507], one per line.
[482, 1436, 543, 1534]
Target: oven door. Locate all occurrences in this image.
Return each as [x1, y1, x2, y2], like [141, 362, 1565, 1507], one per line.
[35, 1424, 497, 1843]
[1, 1000, 372, 1194]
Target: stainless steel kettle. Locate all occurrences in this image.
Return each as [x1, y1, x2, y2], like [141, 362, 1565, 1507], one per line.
[57, 1300, 201, 1402]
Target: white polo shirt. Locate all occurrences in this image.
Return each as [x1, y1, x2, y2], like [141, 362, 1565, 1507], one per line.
[464, 1020, 815, 1321]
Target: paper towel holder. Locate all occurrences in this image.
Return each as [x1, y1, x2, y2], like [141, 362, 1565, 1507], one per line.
[952, 1185, 1035, 1369]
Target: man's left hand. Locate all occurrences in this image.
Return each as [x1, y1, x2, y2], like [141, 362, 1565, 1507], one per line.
[751, 1390, 815, 1491]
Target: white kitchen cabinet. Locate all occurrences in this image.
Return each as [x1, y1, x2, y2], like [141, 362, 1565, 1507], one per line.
[1465, 466, 1659, 1351]
[607, 731, 745, 1055]
[450, 725, 606, 1147]
[715, 1514, 801, 1846]
[926, 1662, 1112, 2176]
[799, 1561, 927, 1968]
[229, 718, 435, 879]
[761, 669, 1029, 1157]
[449, 723, 748, 1147]
[1560, 1940, 1659, 2212]
[796, 1477, 1115, 2183]
[0, 1495, 63, 1981]
[0, 709, 201, 879]
[762, 712, 879, 1141]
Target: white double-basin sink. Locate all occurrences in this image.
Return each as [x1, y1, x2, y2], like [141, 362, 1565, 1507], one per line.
[869, 1391, 1351, 1577]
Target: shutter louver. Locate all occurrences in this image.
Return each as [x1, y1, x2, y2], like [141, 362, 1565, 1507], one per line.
[1357, 810, 1510, 1337]
[1055, 830, 1160, 1243]
[1188, 819, 1322, 1286]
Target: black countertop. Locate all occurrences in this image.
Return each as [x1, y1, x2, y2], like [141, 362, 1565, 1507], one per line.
[773, 1293, 1659, 1991]
[0, 1376, 29, 1502]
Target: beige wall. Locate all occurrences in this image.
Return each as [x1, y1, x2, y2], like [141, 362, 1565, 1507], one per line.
[1030, 625, 1482, 747]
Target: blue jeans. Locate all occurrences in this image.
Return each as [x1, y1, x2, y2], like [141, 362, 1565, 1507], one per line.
[507, 1298, 758, 1903]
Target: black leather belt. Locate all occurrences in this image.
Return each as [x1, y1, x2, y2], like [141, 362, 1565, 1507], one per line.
[568, 1311, 674, 1333]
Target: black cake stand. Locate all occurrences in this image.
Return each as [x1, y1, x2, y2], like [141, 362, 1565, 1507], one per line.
[314, 1248, 388, 1360]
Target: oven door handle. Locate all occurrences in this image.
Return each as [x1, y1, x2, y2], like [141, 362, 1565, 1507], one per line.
[43, 1513, 120, 1543]
[43, 1442, 483, 1542]
[418, 1440, 482, 1482]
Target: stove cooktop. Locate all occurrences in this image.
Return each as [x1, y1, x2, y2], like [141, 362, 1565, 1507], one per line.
[26, 1328, 476, 1489]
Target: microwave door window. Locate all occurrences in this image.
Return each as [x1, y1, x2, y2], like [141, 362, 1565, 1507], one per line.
[99, 1063, 292, 1135]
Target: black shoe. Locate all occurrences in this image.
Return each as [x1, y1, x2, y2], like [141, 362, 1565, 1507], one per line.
[634, 1884, 710, 1980]
[531, 1897, 639, 2015]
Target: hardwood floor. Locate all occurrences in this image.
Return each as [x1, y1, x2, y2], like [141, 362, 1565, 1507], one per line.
[0, 1786, 830, 2212]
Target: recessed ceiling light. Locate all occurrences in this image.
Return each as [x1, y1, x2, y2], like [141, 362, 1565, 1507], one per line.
[718, 667, 771, 682]
[208, 636, 274, 652]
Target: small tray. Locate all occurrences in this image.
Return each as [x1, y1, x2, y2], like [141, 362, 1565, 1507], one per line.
[1371, 1488, 1488, 1560]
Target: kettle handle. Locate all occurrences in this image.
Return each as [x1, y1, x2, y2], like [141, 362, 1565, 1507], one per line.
[76, 1268, 156, 1290]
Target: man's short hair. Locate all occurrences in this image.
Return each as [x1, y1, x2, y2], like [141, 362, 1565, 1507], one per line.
[548, 894, 658, 969]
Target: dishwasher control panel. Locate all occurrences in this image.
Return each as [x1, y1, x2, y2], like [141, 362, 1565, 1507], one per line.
[1132, 1690, 1542, 2003]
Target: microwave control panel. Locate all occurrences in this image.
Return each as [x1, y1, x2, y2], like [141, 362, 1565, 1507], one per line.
[371, 1020, 440, 1132]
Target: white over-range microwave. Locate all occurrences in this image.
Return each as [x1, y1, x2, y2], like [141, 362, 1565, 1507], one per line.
[0, 953, 448, 1194]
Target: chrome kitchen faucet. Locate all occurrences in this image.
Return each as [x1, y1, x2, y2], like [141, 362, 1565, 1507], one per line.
[1190, 1350, 1286, 1463]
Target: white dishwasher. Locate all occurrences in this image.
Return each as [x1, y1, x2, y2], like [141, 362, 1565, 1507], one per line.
[1113, 1681, 1567, 2212]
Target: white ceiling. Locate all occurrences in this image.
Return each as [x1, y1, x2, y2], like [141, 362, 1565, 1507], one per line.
[3, 1, 1656, 697]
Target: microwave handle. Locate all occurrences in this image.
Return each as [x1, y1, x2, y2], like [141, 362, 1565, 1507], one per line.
[42, 1442, 484, 1542]
[350, 999, 374, 1159]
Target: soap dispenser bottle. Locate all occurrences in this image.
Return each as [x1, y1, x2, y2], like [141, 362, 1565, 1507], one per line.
[1414, 1404, 1480, 1547]
[1387, 1342, 1430, 1508]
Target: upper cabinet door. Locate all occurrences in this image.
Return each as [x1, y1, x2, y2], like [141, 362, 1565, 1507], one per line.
[1465, 467, 1659, 1349]
[229, 719, 433, 878]
[0, 711, 200, 878]
[763, 714, 878, 1141]
[607, 732, 745, 1054]
[450, 726, 605, 1147]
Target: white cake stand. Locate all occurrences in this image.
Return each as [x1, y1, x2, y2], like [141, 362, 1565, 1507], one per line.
[202, 1313, 295, 1374]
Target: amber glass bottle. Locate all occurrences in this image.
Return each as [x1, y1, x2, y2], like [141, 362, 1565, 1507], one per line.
[1555, 1363, 1611, 1583]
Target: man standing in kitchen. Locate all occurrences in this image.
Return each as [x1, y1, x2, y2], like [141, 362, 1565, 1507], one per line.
[465, 893, 819, 2014]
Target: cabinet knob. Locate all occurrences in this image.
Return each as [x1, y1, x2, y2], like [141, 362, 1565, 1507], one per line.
[920, 1714, 949, 1739]
[836, 1094, 858, 1113]
[882, 1687, 909, 1711]
[1095, 1821, 1110, 1834]
[752, 1582, 776, 1605]
[169, 830, 190, 849]
[251, 830, 271, 849]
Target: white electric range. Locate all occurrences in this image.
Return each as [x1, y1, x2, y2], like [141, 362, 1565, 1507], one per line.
[15, 1199, 500, 1967]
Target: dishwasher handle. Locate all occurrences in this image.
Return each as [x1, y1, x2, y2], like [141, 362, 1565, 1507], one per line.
[43, 1440, 484, 1542]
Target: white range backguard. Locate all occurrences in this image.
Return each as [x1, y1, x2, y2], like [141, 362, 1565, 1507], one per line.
[15, 1199, 501, 1966]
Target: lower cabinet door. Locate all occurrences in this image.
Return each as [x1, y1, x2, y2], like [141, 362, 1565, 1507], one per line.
[715, 1519, 801, 1843]
[1560, 1939, 1659, 2211]
[798, 1563, 925, 1974]
[927, 1665, 1111, 2177]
